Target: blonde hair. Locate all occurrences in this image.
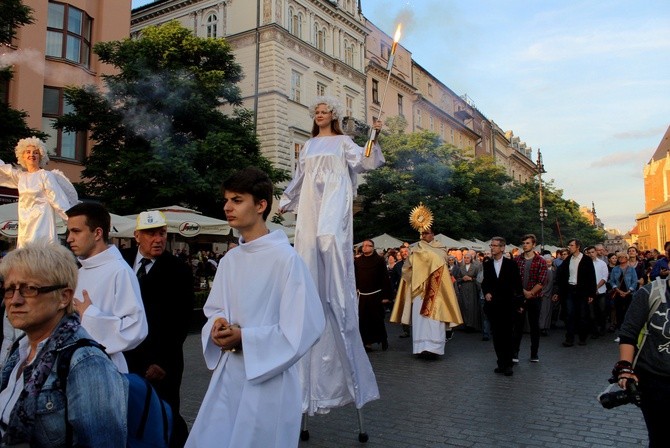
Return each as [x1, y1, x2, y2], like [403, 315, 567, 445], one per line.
[0, 243, 78, 313]
[15, 137, 49, 169]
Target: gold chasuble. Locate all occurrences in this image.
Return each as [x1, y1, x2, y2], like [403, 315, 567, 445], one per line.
[390, 240, 463, 327]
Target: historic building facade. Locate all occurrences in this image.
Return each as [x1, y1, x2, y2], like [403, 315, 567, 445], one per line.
[132, 0, 369, 174]
[3, 0, 132, 182]
[636, 125, 670, 251]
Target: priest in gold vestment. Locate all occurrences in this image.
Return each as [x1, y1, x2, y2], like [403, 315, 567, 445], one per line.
[390, 227, 463, 357]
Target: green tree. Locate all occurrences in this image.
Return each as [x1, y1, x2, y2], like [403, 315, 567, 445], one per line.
[57, 21, 286, 216]
[355, 123, 606, 246]
[0, 0, 45, 161]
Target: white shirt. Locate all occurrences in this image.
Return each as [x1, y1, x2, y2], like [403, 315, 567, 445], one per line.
[569, 252, 583, 285]
[493, 256, 503, 277]
[133, 251, 155, 275]
[593, 258, 609, 294]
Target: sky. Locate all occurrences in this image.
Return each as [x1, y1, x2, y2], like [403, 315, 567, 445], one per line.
[131, 0, 670, 233]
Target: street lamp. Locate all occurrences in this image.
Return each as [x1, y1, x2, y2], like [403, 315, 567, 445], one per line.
[536, 148, 547, 250]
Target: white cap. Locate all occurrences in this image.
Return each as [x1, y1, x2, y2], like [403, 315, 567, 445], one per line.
[136, 211, 167, 230]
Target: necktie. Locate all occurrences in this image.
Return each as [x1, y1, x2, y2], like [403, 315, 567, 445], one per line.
[137, 258, 151, 280]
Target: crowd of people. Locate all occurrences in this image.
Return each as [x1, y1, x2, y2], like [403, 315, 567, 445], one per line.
[1, 100, 668, 447]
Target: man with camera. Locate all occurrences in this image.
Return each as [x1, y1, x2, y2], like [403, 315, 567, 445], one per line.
[606, 278, 670, 447]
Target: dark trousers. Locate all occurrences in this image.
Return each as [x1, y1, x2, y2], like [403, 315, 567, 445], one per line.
[564, 287, 591, 342]
[485, 303, 515, 368]
[637, 369, 670, 448]
[513, 298, 540, 357]
[590, 293, 607, 334]
[615, 294, 632, 330]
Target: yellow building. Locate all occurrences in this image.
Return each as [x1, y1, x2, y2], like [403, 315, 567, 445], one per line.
[636, 125, 670, 251]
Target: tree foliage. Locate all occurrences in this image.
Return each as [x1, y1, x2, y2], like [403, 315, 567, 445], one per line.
[57, 21, 287, 217]
[0, 0, 45, 162]
[354, 125, 605, 246]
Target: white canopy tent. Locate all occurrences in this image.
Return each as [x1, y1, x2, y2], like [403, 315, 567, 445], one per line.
[434, 234, 464, 249]
[0, 202, 134, 240]
[114, 205, 232, 239]
[354, 233, 404, 251]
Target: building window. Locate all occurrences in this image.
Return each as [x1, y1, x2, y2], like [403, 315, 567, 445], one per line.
[417, 109, 422, 127]
[46, 1, 92, 67]
[372, 79, 379, 105]
[314, 24, 326, 51]
[0, 78, 8, 104]
[427, 83, 433, 96]
[344, 40, 354, 66]
[450, 129, 454, 144]
[660, 218, 667, 248]
[206, 14, 217, 38]
[288, 8, 302, 38]
[345, 95, 353, 117]
[440, 121, 445, 138]
[290, 70, 302, 103]
[293, 142, 303, 172]
[429, 115, 434, 131]
[316, 82, 326, 97]
[381, 42, 390, 60]
[397, 94, 403, 116]
[42, 86, 85, 161]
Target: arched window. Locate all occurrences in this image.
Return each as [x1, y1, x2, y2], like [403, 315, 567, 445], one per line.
[288, 7, 294, 33]
[344, 40, 354, 66]
[290, 12, 302, 38]
[314, 24, 326, 51]
[206, 14, 217, 38]
[659, 218, 667, 249]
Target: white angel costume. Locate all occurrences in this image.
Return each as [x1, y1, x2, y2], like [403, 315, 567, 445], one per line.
[279, 134, 384, 414]
[0, 162, 78, 248]
[186, 230, 324, 448]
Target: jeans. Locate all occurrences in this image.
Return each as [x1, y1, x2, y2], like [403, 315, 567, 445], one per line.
[637, 369, 670, 448]
[513, 298, 540, 357]
[590, 293, 607, 334]
[564, 287, 591, 342]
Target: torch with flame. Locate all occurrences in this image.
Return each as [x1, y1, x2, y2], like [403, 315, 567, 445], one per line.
[365, 23, 402, 157]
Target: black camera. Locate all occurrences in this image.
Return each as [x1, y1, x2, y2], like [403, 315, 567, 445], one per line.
[598, 379, 642, 409]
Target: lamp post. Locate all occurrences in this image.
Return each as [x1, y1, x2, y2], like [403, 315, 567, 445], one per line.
[536, 148, 547, 250]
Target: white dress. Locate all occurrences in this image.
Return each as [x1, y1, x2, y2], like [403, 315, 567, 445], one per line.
[185, 230, 325, 448]
[0, 163, 76, 248]
[279, 134, 384, 414]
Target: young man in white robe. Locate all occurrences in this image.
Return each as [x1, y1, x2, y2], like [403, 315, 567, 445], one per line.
[186, 167, 325, 448]
[65, 202, 148, 373]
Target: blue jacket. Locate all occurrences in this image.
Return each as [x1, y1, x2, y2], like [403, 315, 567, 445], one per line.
[0, 325, 128, 447]
[609, 265, 638, 293]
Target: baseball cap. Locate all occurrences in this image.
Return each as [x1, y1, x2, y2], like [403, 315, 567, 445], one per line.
[136, 210, 167, 230]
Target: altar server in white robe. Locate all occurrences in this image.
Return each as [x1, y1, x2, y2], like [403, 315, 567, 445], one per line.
[186, 167, 325, 448]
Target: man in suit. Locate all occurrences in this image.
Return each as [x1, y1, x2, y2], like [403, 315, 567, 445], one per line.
[482, 236, 523, 376]
[122, 211, 194, 448]
[553, 238, 596, 347]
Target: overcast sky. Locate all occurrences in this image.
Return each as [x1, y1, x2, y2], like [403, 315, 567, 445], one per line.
[131, 0, 670, 233]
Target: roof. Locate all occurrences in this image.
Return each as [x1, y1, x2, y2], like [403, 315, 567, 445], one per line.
[650, 125, 670, 163]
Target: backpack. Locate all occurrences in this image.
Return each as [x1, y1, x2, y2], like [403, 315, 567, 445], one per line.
[57, 339, 173, 448]
[634, 277, 666, 366]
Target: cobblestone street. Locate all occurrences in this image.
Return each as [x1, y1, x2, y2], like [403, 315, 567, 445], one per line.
[181, 321, 648, 447]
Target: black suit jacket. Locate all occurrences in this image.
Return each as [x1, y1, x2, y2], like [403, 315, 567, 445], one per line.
[481, 256, 523, 310]
[555, 254, 597, 300]
[121, 248, 194, 401]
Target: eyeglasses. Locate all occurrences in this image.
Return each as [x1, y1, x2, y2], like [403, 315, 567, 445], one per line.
[3, 284, 67, 300]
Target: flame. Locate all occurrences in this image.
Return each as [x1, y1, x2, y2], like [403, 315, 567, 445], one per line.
[393, 24, 402, 43]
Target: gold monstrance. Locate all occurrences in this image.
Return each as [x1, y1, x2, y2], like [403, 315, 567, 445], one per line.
[409, 202, 434, 237]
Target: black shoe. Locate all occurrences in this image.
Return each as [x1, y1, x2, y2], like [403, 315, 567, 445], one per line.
[540, 329, 549, 337]
[381, 340, 389, 351]
[562, 340, 574, 347]
[504, 367, 514, 376]
[398, 333, 410, 338]
[494, 367, 505, 374]
[578, 339, 587, 346]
